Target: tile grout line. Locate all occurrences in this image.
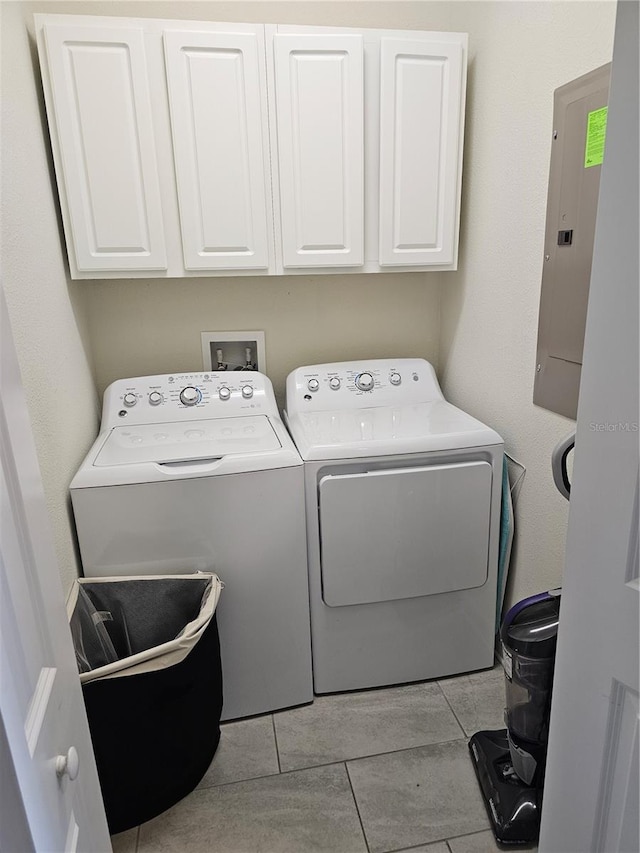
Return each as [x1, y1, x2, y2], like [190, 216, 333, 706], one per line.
[270, 713, 283, 774]
[134, 824, 140, 852]
[196, 733, 474, 796]
[435, 679, 470, 739]
[342, 735, 471, 769]
[197, 767, 282, 792]
[381, 832, 460, 853]
[383, 839, 446, 853]
[344, 760, 372, 853]
[445, 827, 495, 843]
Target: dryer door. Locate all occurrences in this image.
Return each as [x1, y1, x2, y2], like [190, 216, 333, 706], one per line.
[319, 461, 492, 606]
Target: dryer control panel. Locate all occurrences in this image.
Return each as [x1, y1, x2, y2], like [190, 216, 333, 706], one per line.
[101, 371, 277, 428]
[286, 358, 444, 414]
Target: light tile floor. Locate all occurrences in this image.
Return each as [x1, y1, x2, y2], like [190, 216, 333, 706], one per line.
[111, 665, 537, 853]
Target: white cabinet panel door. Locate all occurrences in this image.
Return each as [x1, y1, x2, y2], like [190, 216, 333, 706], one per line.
[164, 30, 272, 270]
[379, 38, 463, 267]
[42, 23, 167, 271]
[274, 34, 364, 268]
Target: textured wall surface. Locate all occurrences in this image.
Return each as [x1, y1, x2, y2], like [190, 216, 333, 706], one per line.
[3, 0, 616, 603]
[1, 1, 100, 594]
[437, 1, 616, 605]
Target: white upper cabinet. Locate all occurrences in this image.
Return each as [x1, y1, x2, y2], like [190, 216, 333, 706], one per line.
[273, 34, 364, 268]
[36, 16, 467, 278]
[40, 22, 167, 272]
[163, 29, 271, 271]
[379, 38, 464, 267]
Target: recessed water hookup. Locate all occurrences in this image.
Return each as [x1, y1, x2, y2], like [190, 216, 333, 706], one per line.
[201, 331, 266, 374]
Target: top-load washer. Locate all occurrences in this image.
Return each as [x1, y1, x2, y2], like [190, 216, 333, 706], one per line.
[285, 358, 504, 693]
[71, 371, 312, 720]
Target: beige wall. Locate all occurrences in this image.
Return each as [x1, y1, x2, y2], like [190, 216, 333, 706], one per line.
[437, 1, 616, 604]
[2, 1, 616, 604]
[1, 1, 100, 594]
[85, 273, 441, 410]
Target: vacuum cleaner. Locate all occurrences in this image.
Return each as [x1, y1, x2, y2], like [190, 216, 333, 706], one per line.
[469, 590, 561, 844]
[469, 433, 573, 845]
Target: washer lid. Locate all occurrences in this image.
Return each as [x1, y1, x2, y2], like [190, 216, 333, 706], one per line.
[286, 401, 503, 461]
[94, 415, 281, 466]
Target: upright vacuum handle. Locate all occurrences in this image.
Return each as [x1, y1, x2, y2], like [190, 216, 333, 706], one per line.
[551, 432, 575, 501]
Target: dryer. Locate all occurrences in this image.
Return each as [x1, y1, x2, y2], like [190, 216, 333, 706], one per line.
[71, 371, 312, 720]
[285, 358, 504, 693]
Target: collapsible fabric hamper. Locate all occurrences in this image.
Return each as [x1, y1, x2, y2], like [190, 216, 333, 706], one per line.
[68, 573, 223, 834]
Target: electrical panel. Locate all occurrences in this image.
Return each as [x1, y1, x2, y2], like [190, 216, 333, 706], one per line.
[534, 64, 611, 420]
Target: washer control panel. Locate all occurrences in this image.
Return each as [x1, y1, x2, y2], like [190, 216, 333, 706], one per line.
[102, 371, 275, 428]
[286, 358, 444, 415]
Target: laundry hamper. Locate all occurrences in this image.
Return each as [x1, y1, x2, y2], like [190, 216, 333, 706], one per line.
[68, 573, 223, 834]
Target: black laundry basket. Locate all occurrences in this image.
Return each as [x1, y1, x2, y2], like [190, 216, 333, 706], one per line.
[69, 573, 223, 834]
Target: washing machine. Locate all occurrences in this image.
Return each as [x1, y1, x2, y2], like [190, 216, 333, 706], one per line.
[71, 371, 313, 721]
[284, 358, 504, 693]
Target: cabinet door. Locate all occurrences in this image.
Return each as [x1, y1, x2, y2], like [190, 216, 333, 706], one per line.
[41, 23, 167, 272]
[163, 30, 272, 271]
[273, 34, 364, 268]
[379, 38, 464, 267]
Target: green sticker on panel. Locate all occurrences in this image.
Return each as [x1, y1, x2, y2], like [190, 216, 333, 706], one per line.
[584, 106, 608, 168]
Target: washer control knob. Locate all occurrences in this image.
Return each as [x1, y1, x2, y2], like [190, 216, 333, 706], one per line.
[123, 393, 137, 407]
[241, 385, 254, 399]
[355, 372, 374, 392]
[218, 386, 231, 401]
[180, 386, 201, 406]
[389, 372, 402, 386]
[329, 377, 341, 391]
[148, 391, 163, 406]
[307, 378, 320, 393]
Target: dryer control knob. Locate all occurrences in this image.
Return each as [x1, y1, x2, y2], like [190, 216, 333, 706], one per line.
[123, 393, 137, 407]
[180, 386, 201, 406]
[218, 386, 231, 401]
[329, 377, 341, 390]
[148, 391, 163, 406]
[241, 385, 254, 399]
[355, 372, 374, 392]
[307, 379, 320, 392]
[389, 372, 402, 386]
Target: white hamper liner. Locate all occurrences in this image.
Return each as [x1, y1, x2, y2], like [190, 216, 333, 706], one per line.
[68, 572, 224, 834]
[68, 572, 223, 681]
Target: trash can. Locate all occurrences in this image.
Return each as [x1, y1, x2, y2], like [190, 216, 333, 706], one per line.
[68, 572, 223, 834]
